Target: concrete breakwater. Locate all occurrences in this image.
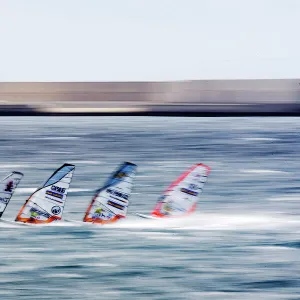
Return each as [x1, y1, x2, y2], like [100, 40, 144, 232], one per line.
[0, 79, 299, 115]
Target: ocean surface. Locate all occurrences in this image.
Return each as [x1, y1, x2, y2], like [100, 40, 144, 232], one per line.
[0, 116, 299, 300]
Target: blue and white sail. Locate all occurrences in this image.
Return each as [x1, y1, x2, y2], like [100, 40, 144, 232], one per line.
[83, 162, 137, 224]
[15, 164, 75, 224]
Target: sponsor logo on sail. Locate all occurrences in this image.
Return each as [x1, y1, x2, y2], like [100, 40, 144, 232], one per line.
[163, 202, 172, 212]
[114, 172, 128, 179]
[0, 197, 9, 204]
[46, 190, 64, 200]
[51, 185, 66, 194]
[51, 206, 61, 215]
[194, 172, 206, 178]
[189, 184, 200, 190]
[92, 207, 104, 219]
[107, 200, 125, 210]
[92, 208, 113, 219]
[106, 188, 128, 201]
[30, 207, 51, 219]
[181, 188, 198, 196]
[5, 181, 14, 193]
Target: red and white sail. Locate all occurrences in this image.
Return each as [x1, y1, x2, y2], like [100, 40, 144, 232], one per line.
[15, 164, 75, 224]
[151, 163, 210, 218]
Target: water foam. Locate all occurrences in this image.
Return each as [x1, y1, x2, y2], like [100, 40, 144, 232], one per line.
[106, 212, 300, 231]
[240, 169, 289, 175]
[240, 137, 280, 141]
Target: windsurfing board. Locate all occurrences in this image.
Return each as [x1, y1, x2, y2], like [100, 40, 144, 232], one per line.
[64, 219, 94, 226]
[0, 219, 30, 227]
[135, 213, 160, 220]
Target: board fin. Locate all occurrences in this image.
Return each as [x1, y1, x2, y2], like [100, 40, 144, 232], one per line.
[0, 171, 24, 218]
[15, 163, 75, 224]
[150, 163, 210, 218]
[83, 161, 137, 224]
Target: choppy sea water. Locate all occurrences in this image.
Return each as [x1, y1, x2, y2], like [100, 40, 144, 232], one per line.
[0, 116, 299, 300]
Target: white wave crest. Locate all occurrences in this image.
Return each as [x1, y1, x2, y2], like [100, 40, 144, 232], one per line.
[106, 212, 300, 231]
[239, 137, 280, 141]
[240, 169, 289, 174]
[0, 164, 29, 169]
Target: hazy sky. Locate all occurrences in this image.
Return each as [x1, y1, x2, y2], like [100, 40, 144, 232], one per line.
[1, 0, 300, 81]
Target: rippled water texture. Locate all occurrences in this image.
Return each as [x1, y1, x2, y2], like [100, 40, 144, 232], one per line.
[0, 117, 299, 299]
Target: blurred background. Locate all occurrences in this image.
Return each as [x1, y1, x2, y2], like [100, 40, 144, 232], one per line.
[1, 0, 300, 299]
[1, 80, 300, 115]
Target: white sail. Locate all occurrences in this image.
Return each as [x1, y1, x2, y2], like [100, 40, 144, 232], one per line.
[151, 163, 210, 218]
[0, 171, 23, 218]
[83, 162, 137, 224]
[15, 163, 75, 224]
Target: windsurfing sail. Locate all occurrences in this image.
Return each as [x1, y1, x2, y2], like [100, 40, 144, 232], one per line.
[151, 163, 210, 218]
[83, 161, 137, 224]
[0, 171, 23, 218]
[15, 163, 75, 224]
